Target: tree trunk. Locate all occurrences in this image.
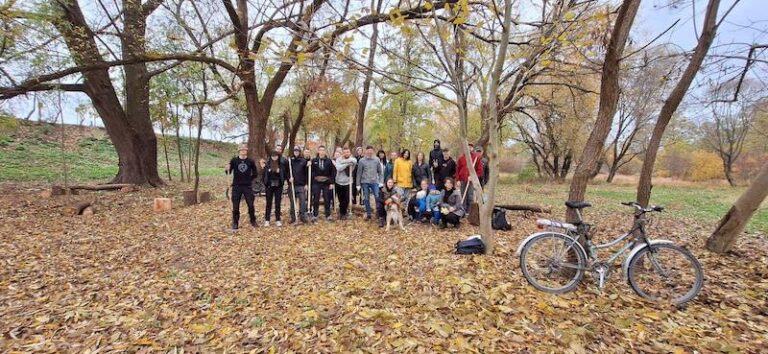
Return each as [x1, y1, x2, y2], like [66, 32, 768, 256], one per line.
[52, 0, 163, 186]
[567, 0, 640, 222]
[637, 0, 721, 206]
[159, 118, 172, 181]
[606, 166, 618, 183]
[724, 159, 736, 187]
[706, 162, 768, 253]
[355, 0, 382, 148]
[174, 113, 185, 182]
[192, 105, 204, 203]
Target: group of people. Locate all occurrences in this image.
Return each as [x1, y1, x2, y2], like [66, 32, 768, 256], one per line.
[225, 140, 490, 231]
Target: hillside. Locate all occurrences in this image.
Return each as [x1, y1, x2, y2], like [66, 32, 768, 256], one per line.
[0, 118, 236, 182]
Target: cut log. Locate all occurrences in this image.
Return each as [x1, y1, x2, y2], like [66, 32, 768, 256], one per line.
[153, 198, 172, 212]
[51, 185, 66, 196]
[199, 191, 212, 203]
[495, 204, 551, 213]
[81, 206, 94, 216]
[120, 185, 138, 193]
[63, 201, 92, 216]
[183, 191, 197, 206]
[67, 183, 135, 191]
[40, 190, 53, 198]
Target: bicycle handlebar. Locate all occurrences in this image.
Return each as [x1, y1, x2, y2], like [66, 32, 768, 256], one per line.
[622, 201, 664, 213]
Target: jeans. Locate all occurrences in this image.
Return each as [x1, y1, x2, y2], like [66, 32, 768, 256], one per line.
[335, 183, 351, 217]
[288, 185, 308, 222]
[231, 184, 256, 225]
[311, 183, 333, 217]
[264, 185, 282, 221]
[360, 183, 380, 217]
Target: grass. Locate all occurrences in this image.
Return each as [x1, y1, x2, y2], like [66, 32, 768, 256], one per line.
[0, 120, 234, 183]
[498, 180, 767, 234]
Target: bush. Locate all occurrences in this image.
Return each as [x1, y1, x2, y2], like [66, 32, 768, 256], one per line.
[517, 165, 539, 183]
[688, 151, 724, 181]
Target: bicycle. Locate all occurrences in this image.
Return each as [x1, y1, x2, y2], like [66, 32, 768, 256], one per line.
[516, 201, 703, 305]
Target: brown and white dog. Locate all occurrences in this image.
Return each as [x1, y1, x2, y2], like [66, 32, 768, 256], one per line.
[385, 195, 405, 231]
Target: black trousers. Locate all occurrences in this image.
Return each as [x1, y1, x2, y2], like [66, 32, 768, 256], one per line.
[336, 183, 351, 216]
[442, 212, 461, 225]
[312, 183, 333, 217]
[265, 185, 282, 221]
[231, 185, 256, 225]
[351, 180, 358, 204]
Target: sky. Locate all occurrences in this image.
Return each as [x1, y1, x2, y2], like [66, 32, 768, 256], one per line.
[1, 0, 764, 140]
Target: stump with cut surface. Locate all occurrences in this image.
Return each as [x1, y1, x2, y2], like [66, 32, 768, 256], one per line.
[63, 201, 93, 216]
[153, 198, 172, 212]
[199, 191, 213, 203]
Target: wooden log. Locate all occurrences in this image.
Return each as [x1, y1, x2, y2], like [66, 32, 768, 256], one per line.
[199, 191, 212, 203]
[51, 185, 66, 196]
[63, 201, 92, 216]
[81, 206, 94, 216]
[496, 204, 551, 213]
[68, 183, 135, 191]
[120, 185, 138, 193]
[153, 198, 172, 212]
[40, 190, 53, 198]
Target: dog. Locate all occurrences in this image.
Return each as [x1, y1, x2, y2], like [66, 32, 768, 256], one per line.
[385, 195, 406, 231]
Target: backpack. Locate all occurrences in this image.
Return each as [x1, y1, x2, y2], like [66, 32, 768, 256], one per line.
[455, 235, 485, 255]
[492, 207, 512, 231]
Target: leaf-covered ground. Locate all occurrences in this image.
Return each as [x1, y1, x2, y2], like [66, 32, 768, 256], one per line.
[1, 179, 766, 353]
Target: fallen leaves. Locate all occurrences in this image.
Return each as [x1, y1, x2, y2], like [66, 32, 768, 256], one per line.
[0, 178, 766, 352]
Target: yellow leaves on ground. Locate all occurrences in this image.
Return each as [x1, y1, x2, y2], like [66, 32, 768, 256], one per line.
[0, 177, 766, 352]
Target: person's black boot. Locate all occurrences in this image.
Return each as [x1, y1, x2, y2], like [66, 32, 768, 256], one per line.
[439, 221, 447, 229]
[250, 219, 257, 228]
[232, 221, 239, 230]
[378, 218, 385, 228]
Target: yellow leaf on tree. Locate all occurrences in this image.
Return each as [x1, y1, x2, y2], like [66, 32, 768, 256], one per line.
[564, 11, 576, 21]
[424, 1, 433, 11]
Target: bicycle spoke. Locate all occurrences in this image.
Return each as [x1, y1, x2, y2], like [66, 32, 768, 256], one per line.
[521, 234, 585, 293]
[628, 244, 703, 305]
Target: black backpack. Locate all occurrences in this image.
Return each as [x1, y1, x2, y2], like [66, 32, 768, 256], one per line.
[455, 236, 485, 255]
[492, 207, 512, 231]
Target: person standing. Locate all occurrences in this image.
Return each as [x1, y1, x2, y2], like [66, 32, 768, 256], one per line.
[225, 145, 258, 230]
[477, 145, 489, 187]
[263, 152, 286, 226]
[393, 149, 414, 204]
[377, 150, 388, 175]
[384, 151, 397, 182]
[288, 146, 309, 224]
[310, 146, 335, 222]
[439, 177, 464, 228]
[351, 147, 363, 205]
[412, 151, 432, 188]
[456, 143, 484, 211]
[334, 146, 357, 220]
[429, 139, 444, 183]
[356, 146, 384, 221]
[436, 148, 456, 190]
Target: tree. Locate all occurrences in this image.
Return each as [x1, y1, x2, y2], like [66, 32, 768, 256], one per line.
[705, 161, 768, 253]
[636, 0, 724, 206]
[566, 0, 641, 222]
[354, 0, 383, 148]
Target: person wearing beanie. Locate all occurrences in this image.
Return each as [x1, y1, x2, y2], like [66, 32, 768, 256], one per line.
[429, 139, 444, 183]
[263, 151, 287, 226]
[288, 146, 309, 224]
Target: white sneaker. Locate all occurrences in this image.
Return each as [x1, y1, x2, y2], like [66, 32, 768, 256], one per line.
[276, 221, 282, 227]
[264, 221, 270, 227]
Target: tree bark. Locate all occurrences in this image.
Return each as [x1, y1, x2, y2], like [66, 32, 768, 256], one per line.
[159, 117, 172, 181]
[566, 0, 641, 222]
[637, 0, 721, 206]
[706, 162, 768, 253]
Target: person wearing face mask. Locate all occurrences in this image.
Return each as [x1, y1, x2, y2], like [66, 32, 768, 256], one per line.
[225, 145, 258, 230]
[310, 146, 336, 222]
[288, 146, 309, 224]
[263, 151, 287, 226]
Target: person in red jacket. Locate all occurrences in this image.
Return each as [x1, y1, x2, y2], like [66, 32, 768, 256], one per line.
[456, 143, 484, 212]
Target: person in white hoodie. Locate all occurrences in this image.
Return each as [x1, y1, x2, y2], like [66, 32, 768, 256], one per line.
[334, 146, 357, 220]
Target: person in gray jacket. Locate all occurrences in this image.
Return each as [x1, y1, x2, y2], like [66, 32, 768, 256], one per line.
[439, 177, 465, 228]
[334, 146, 357, 220]
[356, 145, 384, 220]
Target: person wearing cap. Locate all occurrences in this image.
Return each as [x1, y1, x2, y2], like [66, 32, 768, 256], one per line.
[225, 145, 258, 230]
[288, 146, 309, 224]
[456, 143, 485, 211]
[429, 139, 444, 183]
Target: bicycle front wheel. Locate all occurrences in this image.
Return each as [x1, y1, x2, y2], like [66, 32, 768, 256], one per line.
[519, 233, 587, 294]
[627, 243, 703, 305]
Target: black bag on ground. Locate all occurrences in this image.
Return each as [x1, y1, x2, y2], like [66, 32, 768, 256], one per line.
[455, 236, 485, 255]
[492, 207, 512, 231]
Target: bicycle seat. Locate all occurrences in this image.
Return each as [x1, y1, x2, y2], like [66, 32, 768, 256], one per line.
[565, 201, 592, 209]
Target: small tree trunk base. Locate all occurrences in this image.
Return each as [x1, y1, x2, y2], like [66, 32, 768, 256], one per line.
[199, 191, 212, 203]
[182, 191, 197, 206]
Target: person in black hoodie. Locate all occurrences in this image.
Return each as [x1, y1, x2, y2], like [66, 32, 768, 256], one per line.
[225, 145, 258, 230]
[429, 139, 444, 183]
[263, 151, 287, 226]
[436, 148, 456, 190]
[288, 146, 309, 224]
[412, 151, 432, 187]
[310, 145, 336, 222]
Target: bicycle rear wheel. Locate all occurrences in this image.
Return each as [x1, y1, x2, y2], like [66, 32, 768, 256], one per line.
[519, 233, 587, 294]
[627, 243, 703, 305]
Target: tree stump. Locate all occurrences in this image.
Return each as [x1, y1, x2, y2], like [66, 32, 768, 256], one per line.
[469, 203, 480, 226]
[51, 185, 66, 196]
[153, 198, 172, 212]
[40, 190, 53, 198]
[81, 206, 95, 216]
[199, 191, 213, 203]
[63, 201, 93, 216]
[182, 191, 197, 206]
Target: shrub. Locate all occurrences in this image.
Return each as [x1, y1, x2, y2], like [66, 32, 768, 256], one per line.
[688, 151, 724, 181]
[517, 164, 539, 183]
